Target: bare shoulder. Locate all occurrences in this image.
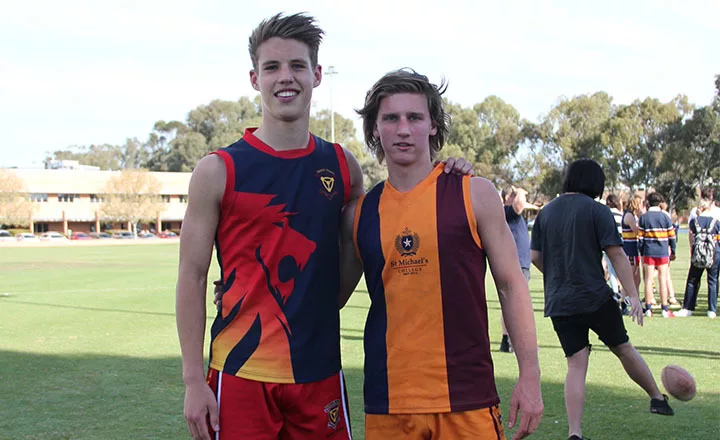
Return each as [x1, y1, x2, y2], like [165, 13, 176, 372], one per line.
[469, 176, 501, 202]
[340, 146, 365, 200]
[189, 154, 226, 201]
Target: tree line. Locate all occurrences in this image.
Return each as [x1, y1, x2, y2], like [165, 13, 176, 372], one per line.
[44, 75, 720, 211]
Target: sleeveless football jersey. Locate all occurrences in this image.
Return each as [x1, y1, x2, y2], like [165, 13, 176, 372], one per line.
[621, 209, 639, 257]
[353, 164, 499, 414]
[209, 128, 350, 384]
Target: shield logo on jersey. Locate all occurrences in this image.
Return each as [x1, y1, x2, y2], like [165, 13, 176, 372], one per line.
[321, 176, 335, 192]
[324, 399, 341, 430]
[395, 227, 420, 257]
[315, 168, 339, 200]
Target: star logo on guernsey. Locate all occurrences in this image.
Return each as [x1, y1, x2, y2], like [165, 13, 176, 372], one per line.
[395, 227, 420, 256]
[391, 227, 428, 276]
[324, 399, 341, 430]
[315, 168, 338, 200]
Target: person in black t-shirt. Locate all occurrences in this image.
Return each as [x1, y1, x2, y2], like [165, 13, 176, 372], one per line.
[531, 159, 673, 440]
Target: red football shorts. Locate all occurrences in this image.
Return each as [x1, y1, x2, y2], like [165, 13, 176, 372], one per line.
[643, 256, 669, 266]
[628, 256, 640, 266]
[206, 369, 352, 440]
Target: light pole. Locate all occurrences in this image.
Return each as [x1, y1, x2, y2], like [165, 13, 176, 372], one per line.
[326, 65, 338, 143]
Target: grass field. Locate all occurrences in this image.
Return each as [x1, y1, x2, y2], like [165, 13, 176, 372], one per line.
[1, 240, 719, 439]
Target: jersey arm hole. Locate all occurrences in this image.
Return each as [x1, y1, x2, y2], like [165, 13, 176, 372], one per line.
[210, 150, 235, 210]
[333, 143, 352, 206]
[462, 176, 483, 249]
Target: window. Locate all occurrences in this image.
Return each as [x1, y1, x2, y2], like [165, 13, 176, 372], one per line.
[58, 194, 78, 202]
[162, 195, 171, 203]
[30, 193, 48, 202]
[90, 194, 103, 203]
[33, 223, 49, 233]
[179, 195, 188, 203]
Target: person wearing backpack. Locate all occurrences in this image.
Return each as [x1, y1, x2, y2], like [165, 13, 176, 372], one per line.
[677, 190, 720, 319]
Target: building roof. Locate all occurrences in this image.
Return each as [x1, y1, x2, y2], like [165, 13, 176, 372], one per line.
[11, 169, 191, 195]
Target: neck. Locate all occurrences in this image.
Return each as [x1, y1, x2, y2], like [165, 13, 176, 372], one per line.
[254, 115, 311, 151]
[386, 159, 435, 192]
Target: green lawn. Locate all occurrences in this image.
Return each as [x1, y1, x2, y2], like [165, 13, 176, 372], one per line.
[1, 240, 719, 439]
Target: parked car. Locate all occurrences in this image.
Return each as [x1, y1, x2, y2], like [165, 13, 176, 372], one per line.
[138, 232, 157, 239]
[112, 231, 135, 239]
[157, 231, 178, 239]
[15, 233, 39, 241]
[0, 230, 13, 242]
[89, 232, 112, 239]
[40, 231, 67, 241]
[70, 232, 92, 240]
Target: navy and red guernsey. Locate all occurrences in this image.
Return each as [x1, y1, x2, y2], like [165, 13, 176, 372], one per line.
[209, 128, 351, 384]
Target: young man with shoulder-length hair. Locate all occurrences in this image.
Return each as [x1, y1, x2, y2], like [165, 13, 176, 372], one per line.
[340, 69, 543, 440]
[531, 159, 673, 440]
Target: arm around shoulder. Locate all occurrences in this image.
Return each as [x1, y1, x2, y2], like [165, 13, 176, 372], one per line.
[342, 147, 365, 203]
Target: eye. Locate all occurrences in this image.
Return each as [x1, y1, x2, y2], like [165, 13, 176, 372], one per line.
[292, 63, 306, 70]
[264, 65, 278, 71]
[382, 114, 397, 121]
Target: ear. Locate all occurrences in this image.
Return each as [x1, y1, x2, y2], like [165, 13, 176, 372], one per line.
[430, 123, 438, 136]
[313, 64, 322, 88]
[372, 122, 379, 139]
[250, 70, 260, 91]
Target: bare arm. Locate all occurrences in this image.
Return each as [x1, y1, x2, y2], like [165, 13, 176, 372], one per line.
[339, 199, 362, 308]
[606, 245, 643, 326]
[471, 177, 542, 438]
[338, 148, 365, 307]
[531, 250, 543, 273]
[176, 154, 224, 439]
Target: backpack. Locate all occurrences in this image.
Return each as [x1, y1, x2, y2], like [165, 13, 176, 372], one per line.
[691, 217, 717, 269]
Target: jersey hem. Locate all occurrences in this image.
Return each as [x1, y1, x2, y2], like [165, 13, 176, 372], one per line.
[364, 397, 500, 414]
[208, 363, 340, 384]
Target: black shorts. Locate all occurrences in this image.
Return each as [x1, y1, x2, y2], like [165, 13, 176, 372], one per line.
[551, 298, 629, 357]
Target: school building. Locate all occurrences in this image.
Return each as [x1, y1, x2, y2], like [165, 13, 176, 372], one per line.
[10, 167, 191, 235]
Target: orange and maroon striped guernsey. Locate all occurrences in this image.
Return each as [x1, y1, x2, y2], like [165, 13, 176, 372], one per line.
[353, 164, 499, 414]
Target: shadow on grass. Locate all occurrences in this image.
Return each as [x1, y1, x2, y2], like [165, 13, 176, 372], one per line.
[1, 351, 717, 440]
[1, 298, 178, 317]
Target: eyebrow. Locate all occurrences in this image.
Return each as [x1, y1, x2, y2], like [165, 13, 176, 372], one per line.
[261, 58, 309, 67]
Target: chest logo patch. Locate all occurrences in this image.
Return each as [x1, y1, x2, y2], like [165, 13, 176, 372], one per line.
[395, 227, 420, 256]
[315, 168, 339, 200]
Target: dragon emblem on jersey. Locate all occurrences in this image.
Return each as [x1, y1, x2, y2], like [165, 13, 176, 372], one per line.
[315, 168, 338, 200]
[211, 192, 317, 379]
[395, 227, 420, 257]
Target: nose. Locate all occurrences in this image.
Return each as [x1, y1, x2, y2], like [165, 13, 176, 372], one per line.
[278, 64, 294, 83]
[397, 116, 410, 137]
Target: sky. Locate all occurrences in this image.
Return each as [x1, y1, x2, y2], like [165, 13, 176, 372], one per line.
[1, 0, 719, 168]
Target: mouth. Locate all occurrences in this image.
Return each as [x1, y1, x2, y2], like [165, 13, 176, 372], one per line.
[275, 89, 299, 100]
[394, 142, 414, 149]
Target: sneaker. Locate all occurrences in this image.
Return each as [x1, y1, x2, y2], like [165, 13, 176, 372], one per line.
[645, 309, 653, 318]
[709, 311, 717, 319]
[675, 309, 692, 317]
[662, 309, 675, 318]
[650, 394, 674, 416]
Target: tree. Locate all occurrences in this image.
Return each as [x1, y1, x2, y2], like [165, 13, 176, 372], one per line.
[535, 93, 614, 185]
[101, 170, 163, 234]
[0, 169, 33, 227]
